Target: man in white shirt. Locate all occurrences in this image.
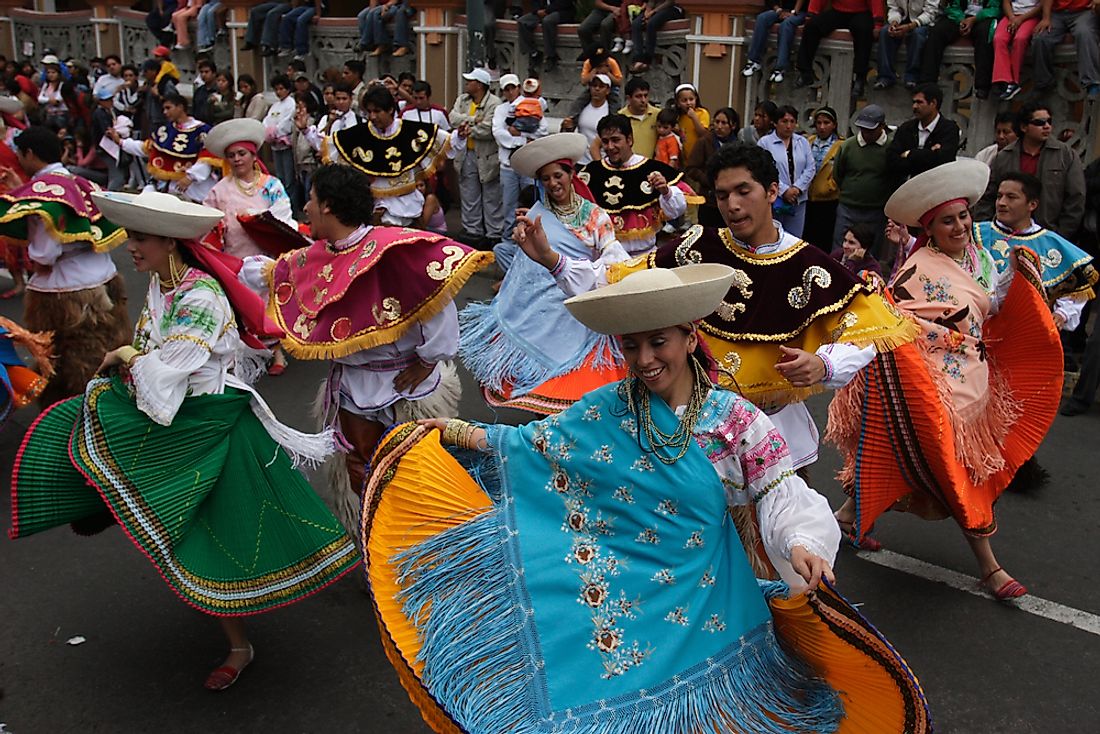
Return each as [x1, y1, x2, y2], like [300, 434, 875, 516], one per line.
[491, 73, 547, 271]
[262, 73, 297, 200]
[561, 73, 611, 164]
[0, 126, 131, 405]
[91, 54, 125, 99]
[298, 81, 359, 151]
[401, 80, 451, 130]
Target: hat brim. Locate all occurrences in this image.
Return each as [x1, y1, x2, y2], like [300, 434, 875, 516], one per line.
[92, 191, 224, 240]
[884, 159, 990, 228]
[564, 264, 738, 336]
[204, 118, 265, 159]
[510, 133, 589, 180]
[0, 96, 23, 114]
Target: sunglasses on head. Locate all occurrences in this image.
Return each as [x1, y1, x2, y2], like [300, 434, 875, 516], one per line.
[1029, 117, 1052, 126]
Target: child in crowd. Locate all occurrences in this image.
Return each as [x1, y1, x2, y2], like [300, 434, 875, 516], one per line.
[992, 0, 1043, 101]
[654, 107, 682, 169]
[611, 3, 646, 54]
[510, 78, 546, 135]
[579, 48, 622, 107]
[831, 222, 882, 277]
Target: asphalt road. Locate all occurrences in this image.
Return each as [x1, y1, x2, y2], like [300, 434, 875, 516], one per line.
[2, 248, 1098, 733]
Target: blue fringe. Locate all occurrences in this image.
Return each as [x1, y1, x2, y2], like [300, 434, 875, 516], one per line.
[457, 301, 621, 395]
[394, 512, 844, 733]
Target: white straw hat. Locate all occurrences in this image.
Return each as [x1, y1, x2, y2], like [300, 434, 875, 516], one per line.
[204, 118, 265, 159]
[0, 95, 22, 114]
[510, 132, 588, 180]
[884, 159, 990, 228]
[91, 191, 224, 240]
[564, 265, 738, 335]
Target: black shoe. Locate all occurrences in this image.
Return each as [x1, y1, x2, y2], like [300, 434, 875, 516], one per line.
[1060, 399, 1090, 417]
[260, 45, 276, 57]
[794, 71, 813, 88]
[975, 88, 990, 100]
[241, 41, 256, 51]
[904, 79, 918, 91]
[544, 56, 559, 72]
[852, 79, 866, 98]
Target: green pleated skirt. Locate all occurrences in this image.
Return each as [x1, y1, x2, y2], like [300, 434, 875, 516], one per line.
[10, 377, 359, 616]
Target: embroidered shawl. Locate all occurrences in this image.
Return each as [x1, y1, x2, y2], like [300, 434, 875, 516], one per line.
[145, 119, 217, 182]
[578, 158, 700, 244]
[0, 172, 126, 252]
[973, 220, 1098, 301]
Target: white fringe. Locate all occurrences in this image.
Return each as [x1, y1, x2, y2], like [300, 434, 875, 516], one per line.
[225, 374, 341, 469]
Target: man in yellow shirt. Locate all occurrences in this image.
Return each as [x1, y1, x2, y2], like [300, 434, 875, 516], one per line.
[618, 77, 661, 158]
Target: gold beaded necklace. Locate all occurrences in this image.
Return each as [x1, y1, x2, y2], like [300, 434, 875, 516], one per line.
[619, 356, 712, 464]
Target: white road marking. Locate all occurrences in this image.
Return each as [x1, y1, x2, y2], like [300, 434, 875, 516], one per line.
[856, 549, 1100, 636]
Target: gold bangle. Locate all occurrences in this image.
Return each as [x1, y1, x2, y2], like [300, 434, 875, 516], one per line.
[117, 346, 140, 367]
[442, 419, 470, 446]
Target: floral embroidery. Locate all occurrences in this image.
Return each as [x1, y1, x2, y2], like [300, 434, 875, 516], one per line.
[583, 405, 602, 422]
[655, 499, 678, 517]
[665, 606, 690, 626]
[919, 274, 959, 305]
[631, 456, 655, 473]
[742, 429, 789, 485]
[635, 527, 660, 545]
[650, 568, 676, 585]
[590, 445, 614, 463]
[612, 486, 635, 504]
[702, 614, 727, 633]
[699, 567, 716, 587]
[619, 418, 638, 438]
[941, 351, 965, 381]
[684, 529, 705, 549]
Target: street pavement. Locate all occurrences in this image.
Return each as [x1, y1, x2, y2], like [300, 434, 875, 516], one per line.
[2, 248, 1098, 733]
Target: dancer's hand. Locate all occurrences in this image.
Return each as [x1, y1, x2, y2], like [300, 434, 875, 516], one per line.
[790, 546, 835, 590]
[394, 360, 434, 392]
[774, 346, 826, 387]
[514, 214, 558, 270]
[415, 418, 448, 432]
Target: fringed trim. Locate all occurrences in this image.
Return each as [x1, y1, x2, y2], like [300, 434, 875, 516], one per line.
[824, 367, 868, 490]
[276, 251, 493, 360]
[0, 207, 127, 252]
[226, 375, 342, 469]
[0, 315, 54, 381]
[952, 369, 1022, 484]
[730, 504, 773, 579]
[232, 343, 272, 387]
[393, 361, 462, 422]
[459, 303, 622, 394]
[839, 315, 922, 352]
[392, 512, 842, 734]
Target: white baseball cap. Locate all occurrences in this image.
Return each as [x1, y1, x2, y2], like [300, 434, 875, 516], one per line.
[499, 73, 520, 89]
[463, 68, 492, 86]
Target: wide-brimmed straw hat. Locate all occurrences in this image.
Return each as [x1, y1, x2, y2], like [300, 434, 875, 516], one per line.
[564, 265, 737, 336]
[91, 191, 224, 240]
[0, 95, 23, 114]
[204, 118, 265, 159]
[40, 54, 60, 66]
[885, 159, 990, 228]
[510, 132, 588, 179]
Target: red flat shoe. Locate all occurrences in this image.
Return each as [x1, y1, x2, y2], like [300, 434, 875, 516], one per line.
[0, 288, 23, 299]
[204, 645, 254, 691]
[979, 567, 1028, 601]
[835, 513, 883, 551]
[267, 362, 286, 377]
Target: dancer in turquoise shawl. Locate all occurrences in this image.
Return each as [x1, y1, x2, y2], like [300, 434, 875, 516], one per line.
[972, 170, 1097, 331]
[362, 265, 932, 733]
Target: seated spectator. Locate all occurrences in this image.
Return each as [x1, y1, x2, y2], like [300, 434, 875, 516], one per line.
[628, 0, 685, 74]
[237, 73, 270, 120]
[919, 0, 999, 99]
[581, 48, 624, 88]
[874, 0, 938, 91]
[612, 2, 645, 53]
[208, 71, 237, 125]
[146, 1, 179, 47]
[654, 107, 681, 168]
[1031, 0, 1100, 99]
[171, 0, 205, 51]
[416, 177, 447, 233]
[795, 0, 882, 98]
[831, 222, 883, 276]
[974, 110, 1016, 165]
[196, 0, 224, 54]
[360, 0, 415, 58]
[401, 80, 451, 129]
[278, 0, 325, 61]
[241, 1, 292, 57]
[991, 0, 1041, 100]
[579, 1, 625, 58]
[742, 1, 808, 84]
[738, 99, 777, 144]
[518, 0, 576, 72]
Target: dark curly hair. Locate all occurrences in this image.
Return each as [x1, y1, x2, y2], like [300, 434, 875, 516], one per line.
[705, 141, 779, 191]
[311, 164, 374, 227]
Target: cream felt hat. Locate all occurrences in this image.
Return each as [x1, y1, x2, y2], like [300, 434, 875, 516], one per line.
[564, 265, 737, 336]
[92, 191, 224, 240]
[0, 95, 22, 114]
[204, 118, 265, 159]
[884, 159, 990, 228]
[510, 132, 588, 179]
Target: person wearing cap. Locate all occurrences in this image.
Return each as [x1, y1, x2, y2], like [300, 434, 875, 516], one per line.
[10, 188, 358, 692]
[151, 46, 181, 87]
[517, 141, 918, 473]
[450, 68, 504, 247]
[299, 81, 359, 152]
[560, 73, 612, 164]
[492, 73, 548, 271]
[832, 103, 899, 253]
[370, 264, 931, 734]
[460, 132, 633, 414]
[36, 55, 69, 130]
[136, 58, 178, 133]
[315, 86, 464, 227]
[401, 80, 451, 130]
[0, 126, 131, 406]
[235, 163, 492, 529]
[108, 92, 218, 204]
[71, 86, 119, 189]
[804, 105, 844, 251]
[887, 83, 962, 183]
[829, 159, 1061, 601]
[579, 113, 693, 255]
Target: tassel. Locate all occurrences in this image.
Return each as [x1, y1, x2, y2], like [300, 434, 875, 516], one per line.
[226, 375, 341, 468]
